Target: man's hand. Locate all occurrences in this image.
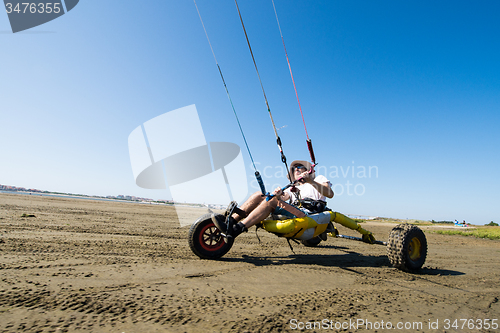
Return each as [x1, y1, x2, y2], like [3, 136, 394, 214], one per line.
[297, 171, 313, 183]
[272, 187, 283, 199]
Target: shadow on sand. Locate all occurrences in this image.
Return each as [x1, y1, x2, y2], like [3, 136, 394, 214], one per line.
[221, 250, 464, 277]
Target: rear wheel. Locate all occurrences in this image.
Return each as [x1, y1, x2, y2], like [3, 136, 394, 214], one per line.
[387, 223, 427, 272]
[188, 213, 233, 259]
[301, 236, 322, 247]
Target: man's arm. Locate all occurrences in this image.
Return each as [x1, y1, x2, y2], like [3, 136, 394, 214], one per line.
[299, 172, 334, 198]
[310, 180, 334, 198]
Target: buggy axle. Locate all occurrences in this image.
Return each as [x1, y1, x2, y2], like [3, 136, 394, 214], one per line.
[335, 234, 387, 246]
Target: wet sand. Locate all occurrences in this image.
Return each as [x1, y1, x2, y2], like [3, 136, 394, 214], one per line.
[0, 193, 499, 332]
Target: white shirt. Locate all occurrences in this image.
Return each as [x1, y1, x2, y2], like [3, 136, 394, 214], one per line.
[285, 175, 331, 202]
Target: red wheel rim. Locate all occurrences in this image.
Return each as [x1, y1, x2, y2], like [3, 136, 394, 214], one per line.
[199, 222, 225, 251]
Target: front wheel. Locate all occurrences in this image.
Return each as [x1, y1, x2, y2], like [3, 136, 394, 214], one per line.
[188, 213, 234, 259]
[387, 223, 427, 272]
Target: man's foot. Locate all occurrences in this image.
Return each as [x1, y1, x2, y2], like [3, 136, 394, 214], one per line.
[211, 214, 230, 234]
[211, 214, 247, 239]
[232, 222, 248, 237]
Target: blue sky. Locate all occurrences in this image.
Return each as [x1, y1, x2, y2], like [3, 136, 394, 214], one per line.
[1, 1, 499, 224]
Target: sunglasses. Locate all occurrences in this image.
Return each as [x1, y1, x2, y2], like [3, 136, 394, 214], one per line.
[293, 165, 307, 171]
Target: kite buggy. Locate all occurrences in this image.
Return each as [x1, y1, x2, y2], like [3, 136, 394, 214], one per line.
[188, 0, 428, 272]
[188, 190, 428, 273]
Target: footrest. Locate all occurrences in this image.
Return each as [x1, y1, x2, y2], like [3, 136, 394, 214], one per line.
[224, 201, 238, 217]
[224, 201, 247, 219]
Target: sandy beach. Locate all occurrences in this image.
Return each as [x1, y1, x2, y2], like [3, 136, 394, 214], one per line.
[1, 192, 499, 332]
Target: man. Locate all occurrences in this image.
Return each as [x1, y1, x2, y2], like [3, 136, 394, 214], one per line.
[211, 160, 333, 239]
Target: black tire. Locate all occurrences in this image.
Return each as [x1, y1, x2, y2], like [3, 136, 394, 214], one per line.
[387, 223, 427, 272]
[301, 236, 322, 247]
[188, 213, 234, 259]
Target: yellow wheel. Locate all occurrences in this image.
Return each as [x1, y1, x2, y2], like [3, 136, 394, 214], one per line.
[408, 236, 422, 261]
[387, 224, 427, 272]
